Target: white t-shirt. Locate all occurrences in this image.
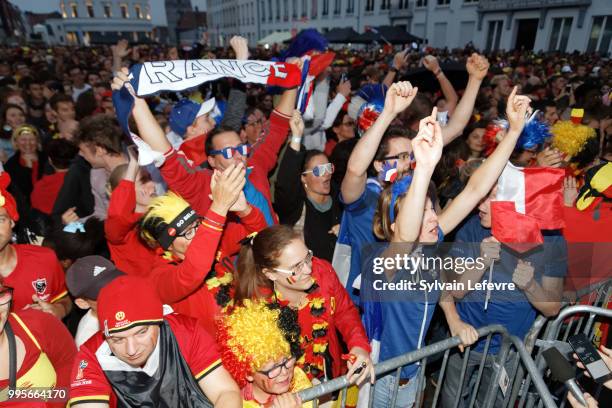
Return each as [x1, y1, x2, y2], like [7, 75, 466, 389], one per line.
[72, 84, 92, 102]
[75, 309, 99, 349]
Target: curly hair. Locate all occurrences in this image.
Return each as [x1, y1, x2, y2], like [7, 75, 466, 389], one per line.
[75, 114, 123, 155]
[139, 192, 190, 247]
[216, 299, 291, 388]
[551, 121, 598, 168]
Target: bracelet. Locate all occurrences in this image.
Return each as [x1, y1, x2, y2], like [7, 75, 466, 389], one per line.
[202, 216, 224, 227]
[434, 68, 443, 77]
[291, 136, 302, 144]
[390, 67, 399, 73]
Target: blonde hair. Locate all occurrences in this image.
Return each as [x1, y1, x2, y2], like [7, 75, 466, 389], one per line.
[551, 121, 597, 158]
[139, 191, 190, 246]
[11, 124, 40, 149]
[217, 299, 290, 387]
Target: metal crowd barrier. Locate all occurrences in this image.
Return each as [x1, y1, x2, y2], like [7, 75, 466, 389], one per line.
[297, 324, 558, 408]
[514, 305, 612, 408]
[508, 279, 611, 408]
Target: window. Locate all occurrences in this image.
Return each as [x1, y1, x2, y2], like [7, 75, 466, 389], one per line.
[293, 0, 297, 18]
[135, 4, 142, 19]
[464, 0, 479, 3]
[381, 0, 390, 10]
[587, 16, 612, 54]
[268, 0, 272, 21]
[347, 0, 354, 14]
[276, 0, 280, 21]
[548, 17, 573, 52]
[104, 3, 112, 18]
[486, 20, 503, 51]
[416, 0, 428, 7]
[365, 0, 374, 12]
[146, 5, 151, 19]
[284, 0, 288, 20]
[311, 0, 317, 19]
[302, 0, 307, 17]
[262, 0, 266, 21]
[120, 4, 129, 18]
[333, 0, 340, 15]
[398, 0, 409, 8]
[323, 0, 328, 16]
[60, 2, 67, 18]
[251, 3, 255, 24]
[71, 3, 78, 18]
[437, 0, 450, 5]
[86, 1, 94, 17]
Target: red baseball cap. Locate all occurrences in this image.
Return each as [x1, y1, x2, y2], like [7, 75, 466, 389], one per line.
[97, 276, 163, 336]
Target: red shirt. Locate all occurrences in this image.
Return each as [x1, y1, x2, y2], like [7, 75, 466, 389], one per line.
[0, 309, 76, 408]
[562, 203, 612, 291]
[4, 245, 68, 311]
[149, 208, 225, 334]
[67, 313, 222, 408]
[31, 172, 66, 215]
[104, 180, 157, 277]
[179, 134, 207, 167]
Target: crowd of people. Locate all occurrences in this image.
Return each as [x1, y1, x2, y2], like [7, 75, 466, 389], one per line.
[0, 31, 610, 408]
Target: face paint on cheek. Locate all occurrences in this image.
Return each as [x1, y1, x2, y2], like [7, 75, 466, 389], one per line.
[286, 276, 297, 285]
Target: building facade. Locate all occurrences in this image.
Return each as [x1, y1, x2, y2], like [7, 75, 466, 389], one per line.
[0, 0, 27, 44]
[56, 0, 154, 45]
[165, 0, 193, 44]
[206, 0, 612, 55]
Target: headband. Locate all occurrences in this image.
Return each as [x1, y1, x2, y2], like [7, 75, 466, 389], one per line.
[155, 206, 198, 250]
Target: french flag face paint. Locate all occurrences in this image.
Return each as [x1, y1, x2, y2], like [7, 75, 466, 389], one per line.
[380, 161, 398, 183]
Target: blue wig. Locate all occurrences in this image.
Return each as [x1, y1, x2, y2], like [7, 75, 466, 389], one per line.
[280, 29, 328, 59]
[516, 117, 550, 150]
[389, 174, 413, 223]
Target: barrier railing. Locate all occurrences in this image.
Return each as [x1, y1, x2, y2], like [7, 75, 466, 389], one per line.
[297, 324, 558, 408]
[509, 280, 611, 408]
[515, 305, 612, 408]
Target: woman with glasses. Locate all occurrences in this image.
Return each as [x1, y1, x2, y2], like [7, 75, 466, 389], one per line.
[234, 224, 374, 392]
[138, 163, 257, 335]
[274, 111, 342, 261]
[217, 300, 312, 408]
[0, 278, 77, 407]
[324, 111, 356, 157]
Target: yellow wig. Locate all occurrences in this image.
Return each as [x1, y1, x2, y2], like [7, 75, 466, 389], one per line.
[139, 191, 190, 246]
[551, 121, 597, 158]
[217, 300, 290, 388]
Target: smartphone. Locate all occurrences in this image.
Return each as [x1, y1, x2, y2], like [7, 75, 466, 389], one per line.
[340, 72, 347, 83]
[568, 333, 612, 384]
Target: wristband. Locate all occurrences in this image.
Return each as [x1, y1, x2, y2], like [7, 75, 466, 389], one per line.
[291, 136, 302, 144]
[390, 67, 399, 73]
[434, 68, 443, 77]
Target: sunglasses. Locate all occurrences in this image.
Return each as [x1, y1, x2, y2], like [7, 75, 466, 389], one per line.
[302, 163, 335, 177]
[382, 152, 413, 162]
[209, 144, 250, 160]
[0, 286, 13, 306]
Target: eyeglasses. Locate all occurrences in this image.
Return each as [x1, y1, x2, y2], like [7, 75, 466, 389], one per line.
[176, 219, 202, 241]
[257, 357, 297, 379]
[209, 144, 250, 160]
[302, 163, 335, 177]
[382, 152, 413, 162]
[0, 286, 13, 306]
[273, 250, 314, 276]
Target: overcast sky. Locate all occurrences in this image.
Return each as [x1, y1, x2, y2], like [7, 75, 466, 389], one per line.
[9, 0, 208, 26]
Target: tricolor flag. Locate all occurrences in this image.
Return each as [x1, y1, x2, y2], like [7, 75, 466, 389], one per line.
[491, 162, 565, 252]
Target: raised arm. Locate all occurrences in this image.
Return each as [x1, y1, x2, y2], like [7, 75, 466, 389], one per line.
[111, 67, 172, 153]
[220, 36, 249, 132]
[383, 50, 408, 88]
[341, 81, 418, 204]
[423, 55, 458, 116]
[393, 108, 443, 243]
[441, 53, 489, 145]
[438, 86, 530, 234]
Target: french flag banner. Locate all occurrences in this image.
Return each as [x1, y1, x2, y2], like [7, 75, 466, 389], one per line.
[113, 59, 302, 166]
[492, 163, 565, 251]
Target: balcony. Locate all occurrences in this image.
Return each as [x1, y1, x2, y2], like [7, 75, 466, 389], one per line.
[477, 0, 591, 30]
[477, 0, 591, 12]
[389, 3, 414, 21]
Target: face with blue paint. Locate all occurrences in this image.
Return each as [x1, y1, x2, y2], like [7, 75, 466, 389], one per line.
[207, 130, 249, 171]
[374, 137, 414, 176]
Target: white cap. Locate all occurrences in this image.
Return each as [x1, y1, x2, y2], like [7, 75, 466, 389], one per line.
[561, 65, 572, 73]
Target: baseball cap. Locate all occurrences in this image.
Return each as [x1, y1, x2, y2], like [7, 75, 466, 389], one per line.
[169, 97, 216, 137]
[66, 256, 125, 300]
[98, 276, 163, 336]
[561, 65, 573, 73]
